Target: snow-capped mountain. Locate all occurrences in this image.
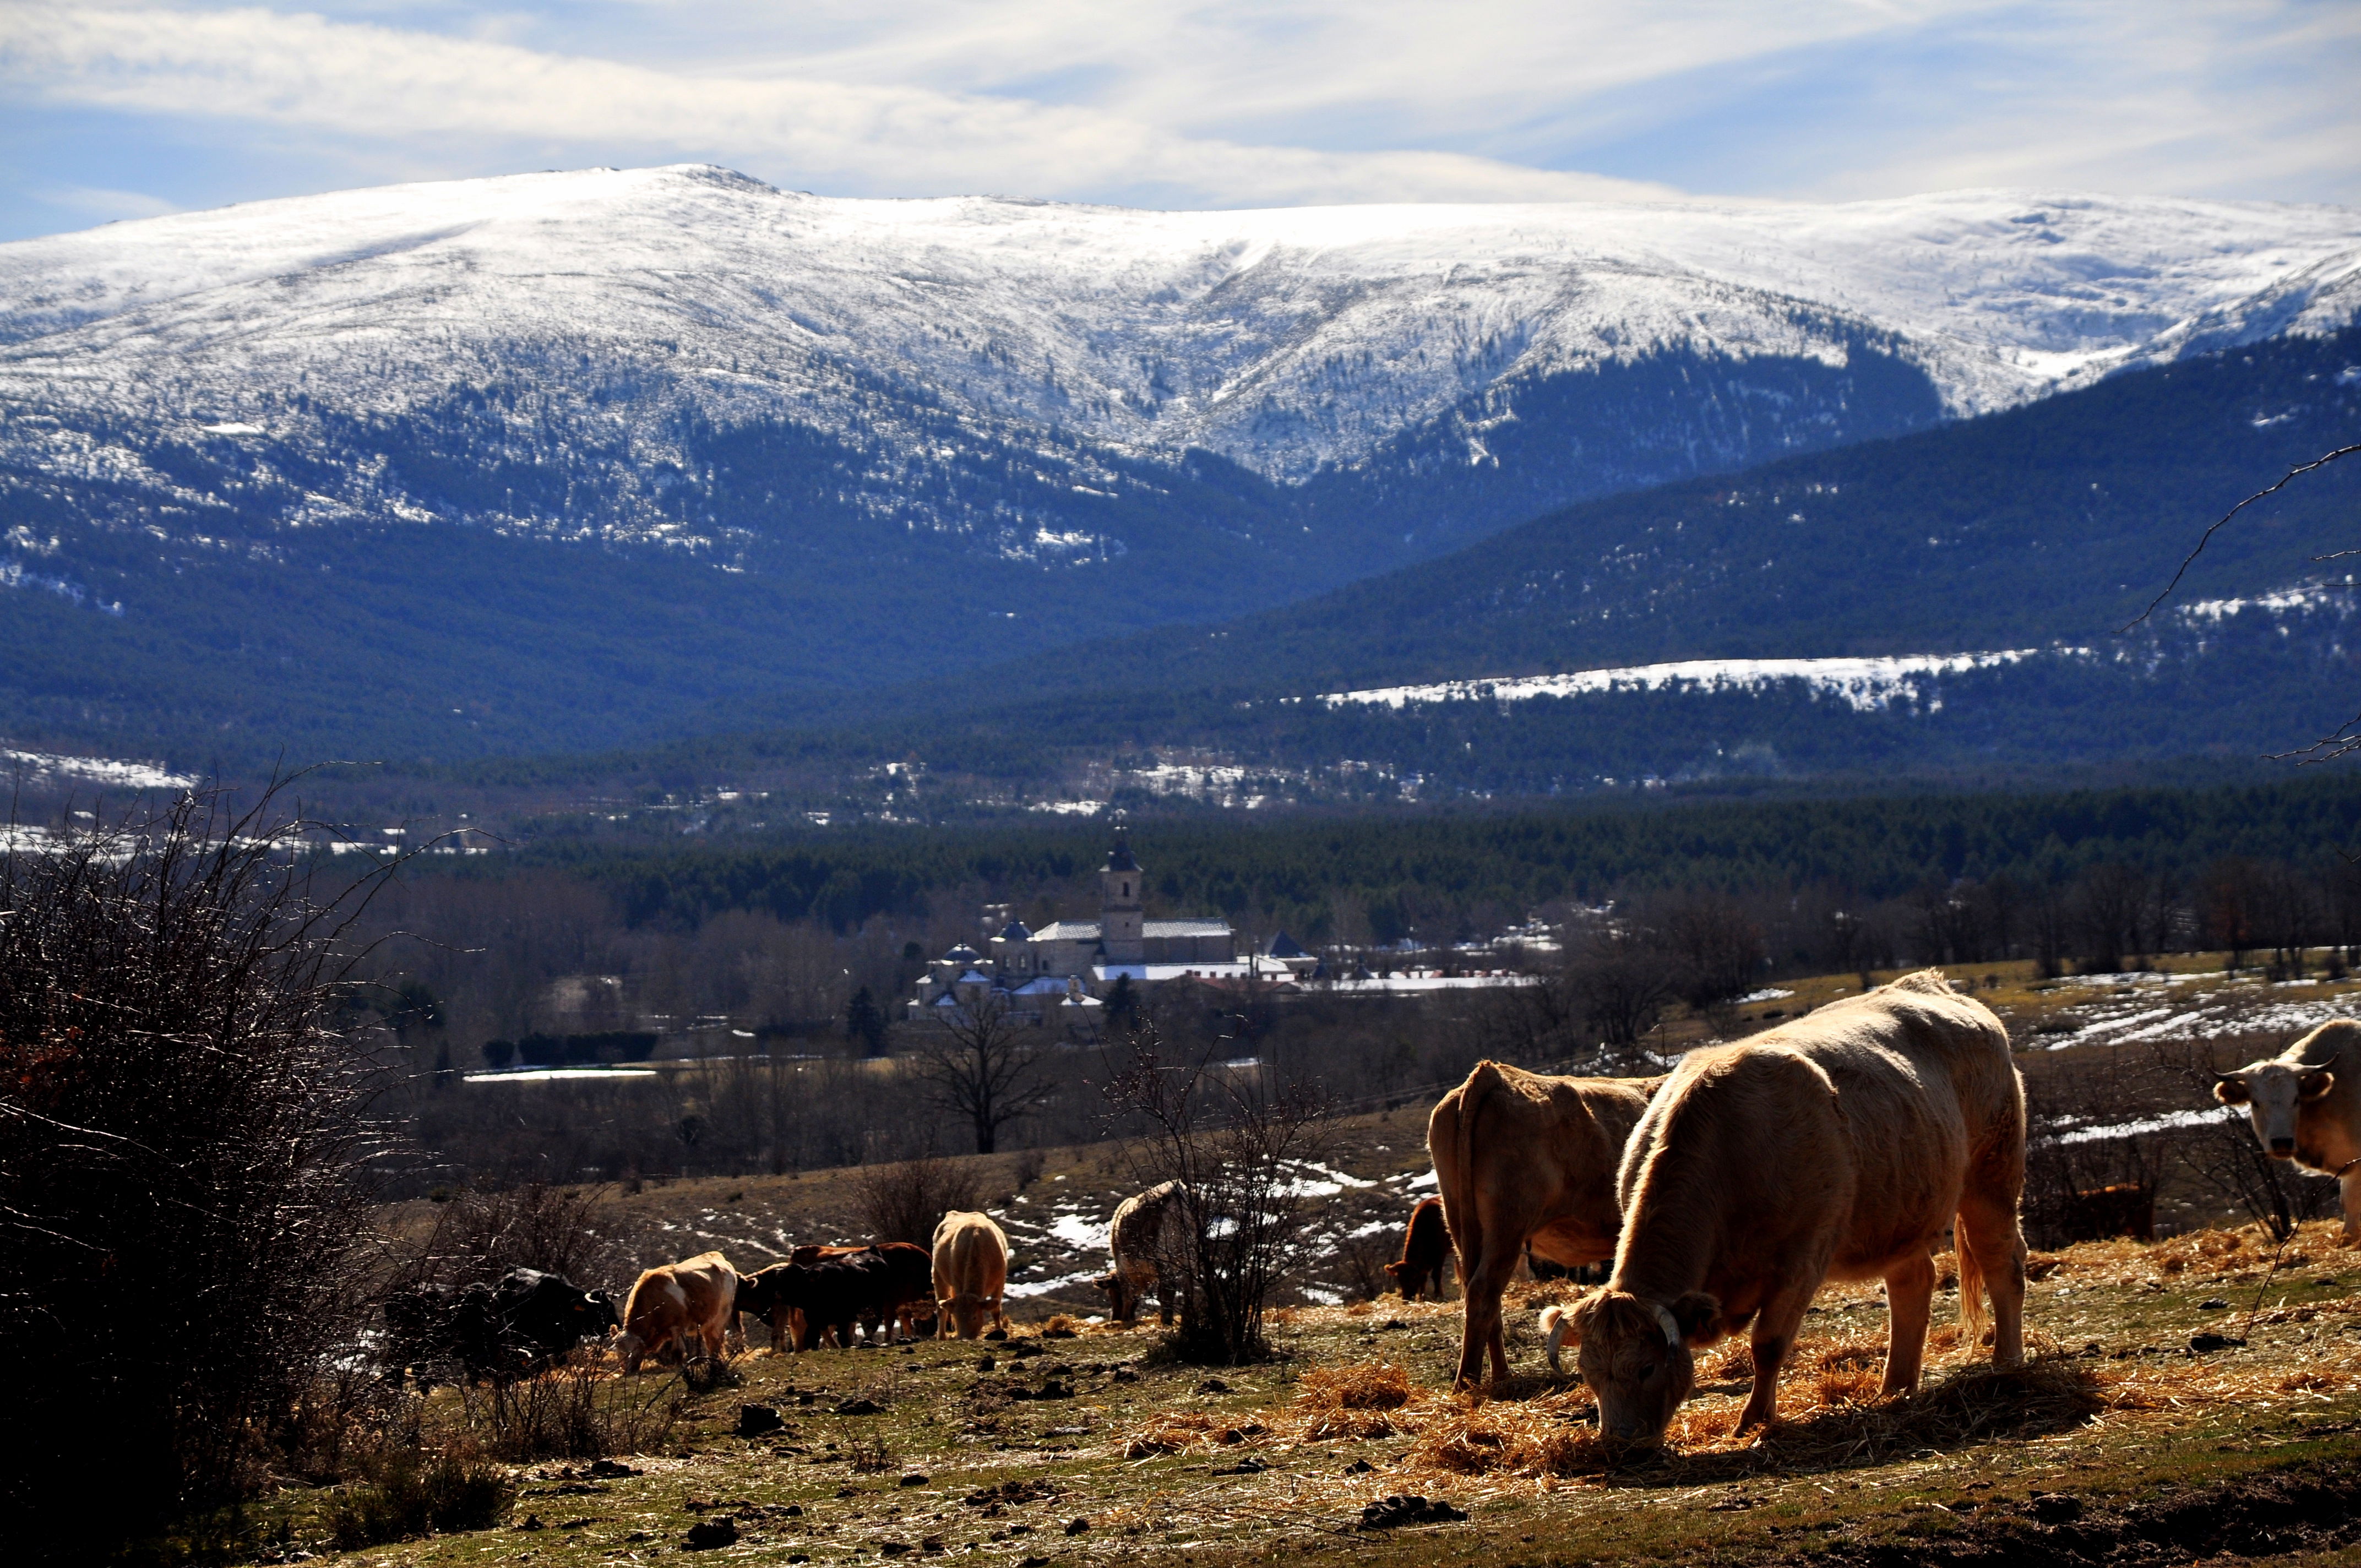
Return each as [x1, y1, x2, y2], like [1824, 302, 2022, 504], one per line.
[4, 165, 2355, 483]
[0, 164, 2354, 764]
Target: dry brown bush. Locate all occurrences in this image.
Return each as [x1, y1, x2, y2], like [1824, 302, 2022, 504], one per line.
[854, 1153, 985, 1247]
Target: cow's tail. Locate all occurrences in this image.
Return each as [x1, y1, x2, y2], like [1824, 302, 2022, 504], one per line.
[1433, 1061, 1505, 1283]
[1955, 1216, 1990, 1347]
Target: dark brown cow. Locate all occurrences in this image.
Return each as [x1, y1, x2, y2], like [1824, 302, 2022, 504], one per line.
[741, 1243, 934, 1349]
[1382, 1197, 1451, 1301]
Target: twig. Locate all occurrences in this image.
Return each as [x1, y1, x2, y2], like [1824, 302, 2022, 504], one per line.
[2120, 445, 2361, 632]
[2234, 1233, 2294, 1348]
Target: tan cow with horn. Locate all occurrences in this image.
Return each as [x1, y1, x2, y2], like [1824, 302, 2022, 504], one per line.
[1563, 971, 2026, 1442]
[2215, 1018, 2361, 1238]
[1427, 1060, 1662, 1387]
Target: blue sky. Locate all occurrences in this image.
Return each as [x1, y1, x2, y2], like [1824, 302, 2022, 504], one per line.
[1, 1, 2355, 241]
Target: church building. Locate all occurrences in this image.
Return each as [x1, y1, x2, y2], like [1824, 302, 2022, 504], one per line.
[906, 829, 1314, 1023]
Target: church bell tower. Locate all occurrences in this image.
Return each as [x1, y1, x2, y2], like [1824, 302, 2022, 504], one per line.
[1101, 825, 1145, 964]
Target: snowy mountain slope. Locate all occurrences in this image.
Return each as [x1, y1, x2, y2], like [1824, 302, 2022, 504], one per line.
[0, 165, 2358, 766]
[2, 165, 2355, 484]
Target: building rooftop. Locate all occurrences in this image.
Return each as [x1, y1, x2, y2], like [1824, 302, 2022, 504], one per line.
[1031, 919, 1102, 941]
[1145, 918, 1232, 937]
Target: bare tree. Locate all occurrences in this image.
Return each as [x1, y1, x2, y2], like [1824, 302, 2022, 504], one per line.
[1563, 930, 1680, 1054]
[1104, 1023, 1329, 1363]
[911, 989, 1048, 1155]
[0, 783, 398, 1550]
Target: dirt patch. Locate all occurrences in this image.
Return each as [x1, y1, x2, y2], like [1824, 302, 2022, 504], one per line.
[1811, 1456, 2361, 1566]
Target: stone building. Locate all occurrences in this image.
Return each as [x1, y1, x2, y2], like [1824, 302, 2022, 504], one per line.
[908, 830, 1304, 1021]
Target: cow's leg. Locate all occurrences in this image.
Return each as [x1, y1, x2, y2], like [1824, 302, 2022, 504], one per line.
[1454, 1242, 1520, 1389]
[934, 1300, 950, 1340]
[1878, 1251, 1936, 1396]
[1737, 1281, 1816, 1432]
[1957, 1187, 2028, 1368]
[2340, 1169, 2361, 1245]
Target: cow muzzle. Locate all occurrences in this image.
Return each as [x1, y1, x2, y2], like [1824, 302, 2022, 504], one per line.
[2271, 1138, 2297, 1157]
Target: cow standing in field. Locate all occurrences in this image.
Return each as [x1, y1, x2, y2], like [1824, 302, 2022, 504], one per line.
[741, 1242, 936, 1348]
[1565, 971, 2027, 1443]
[2216, 1019, 2361, 1239]
[1427, 1060, 1662, 1387]
[1094, 1180, 1190, 1326]
[616, 1251, 739, 1374]
[1383, 1197, 1451, 1302]
[933, 1211, 1010, 1338]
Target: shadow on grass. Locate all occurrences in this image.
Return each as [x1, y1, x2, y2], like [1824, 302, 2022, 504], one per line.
[1408, 1358, 2107, 1486]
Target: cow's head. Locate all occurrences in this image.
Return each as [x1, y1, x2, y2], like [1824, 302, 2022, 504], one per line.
[1568, 1288, 1724, 1444]
[2216, 1059, 2336, 1161]
[944, 1291, 991, 1339]
[1091, 1271, 1132, 1322]
[585, 1290, 621, 1333]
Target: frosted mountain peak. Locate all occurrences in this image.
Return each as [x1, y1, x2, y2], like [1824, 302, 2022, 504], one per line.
[0, 165, 2354, 483]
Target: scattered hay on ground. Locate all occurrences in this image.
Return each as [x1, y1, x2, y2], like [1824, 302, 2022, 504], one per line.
[1291, 1360, 1421, 1440]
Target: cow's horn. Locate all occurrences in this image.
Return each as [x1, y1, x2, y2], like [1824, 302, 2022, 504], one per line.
[1647, 1300, 1682, 1351]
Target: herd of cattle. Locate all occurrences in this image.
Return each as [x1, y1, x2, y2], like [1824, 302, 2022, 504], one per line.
[384, 974, 2360, 1444]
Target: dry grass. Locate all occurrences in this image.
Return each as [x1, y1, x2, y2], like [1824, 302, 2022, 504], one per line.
[1292, 1360, 1422, 1440]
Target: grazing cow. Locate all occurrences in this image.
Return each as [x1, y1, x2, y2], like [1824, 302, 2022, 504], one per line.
[492, 1267, 621, 1369]
[1094, 1180, 1190, 1326]
[616, 1251, 739, 1374]
[382, 1281, 501, 1386]
[1383, 1197, 1451, 1303]
[1563, 971, 2026, 1443]
[740, 1243, 936, 1350]
[2216, 1019, 2361, 1238]
[933, 1211, 1010, 1339]
[1427, 1060, 1662, 1386]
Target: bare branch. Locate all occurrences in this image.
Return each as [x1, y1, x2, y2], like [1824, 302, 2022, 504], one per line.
[2120, 444, 2361, 632]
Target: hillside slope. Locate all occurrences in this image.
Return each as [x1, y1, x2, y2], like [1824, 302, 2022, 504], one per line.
[0, 167, 2355, 762]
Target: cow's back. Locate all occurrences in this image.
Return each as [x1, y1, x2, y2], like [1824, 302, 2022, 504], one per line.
[933, 1211, 1009, 1300]
[1616, 971, 2015, 1292]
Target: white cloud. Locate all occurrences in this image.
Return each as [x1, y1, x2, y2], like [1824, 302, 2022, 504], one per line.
[0, 3, 1688, 206]
[0, 1, 2352, 216]
[39, 182, 182, 220]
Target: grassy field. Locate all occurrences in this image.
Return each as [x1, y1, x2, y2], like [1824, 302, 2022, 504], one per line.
[308, 959, 2361, 1566]
[281, 1221, 2361, 1567]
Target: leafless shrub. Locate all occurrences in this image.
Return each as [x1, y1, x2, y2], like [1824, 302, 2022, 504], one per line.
[471, 1351, 683, 1460]
[0, 783, 398, 1551]
[2022, 1061, 2169, 1248]
[400, 1179, 619, 1289]
[1105, 1022, 1330, 1364]
[855, 1152, 986, 1246]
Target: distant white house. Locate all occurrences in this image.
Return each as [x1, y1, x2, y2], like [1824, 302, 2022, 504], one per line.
[906, 830, 1315, 1023]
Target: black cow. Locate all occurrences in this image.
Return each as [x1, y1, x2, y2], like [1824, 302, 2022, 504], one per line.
[382, 1268, 617, 1384]
[493, 1267, 621, 1368]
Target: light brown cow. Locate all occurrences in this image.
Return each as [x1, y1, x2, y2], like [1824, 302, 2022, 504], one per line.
[1428, 1060, 1661, 1387]
[616, 1250, 739, 1374]
[2215, 1019, 2361, 1239]
[1094, 1180, 1189, 1326]
[932, 1211, 1010, 1339]
[1565, 971, 2027, 1442]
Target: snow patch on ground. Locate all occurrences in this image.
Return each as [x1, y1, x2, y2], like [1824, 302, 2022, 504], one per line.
[1318, 651, 2060, 714]
[2, 745, 194, 791]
